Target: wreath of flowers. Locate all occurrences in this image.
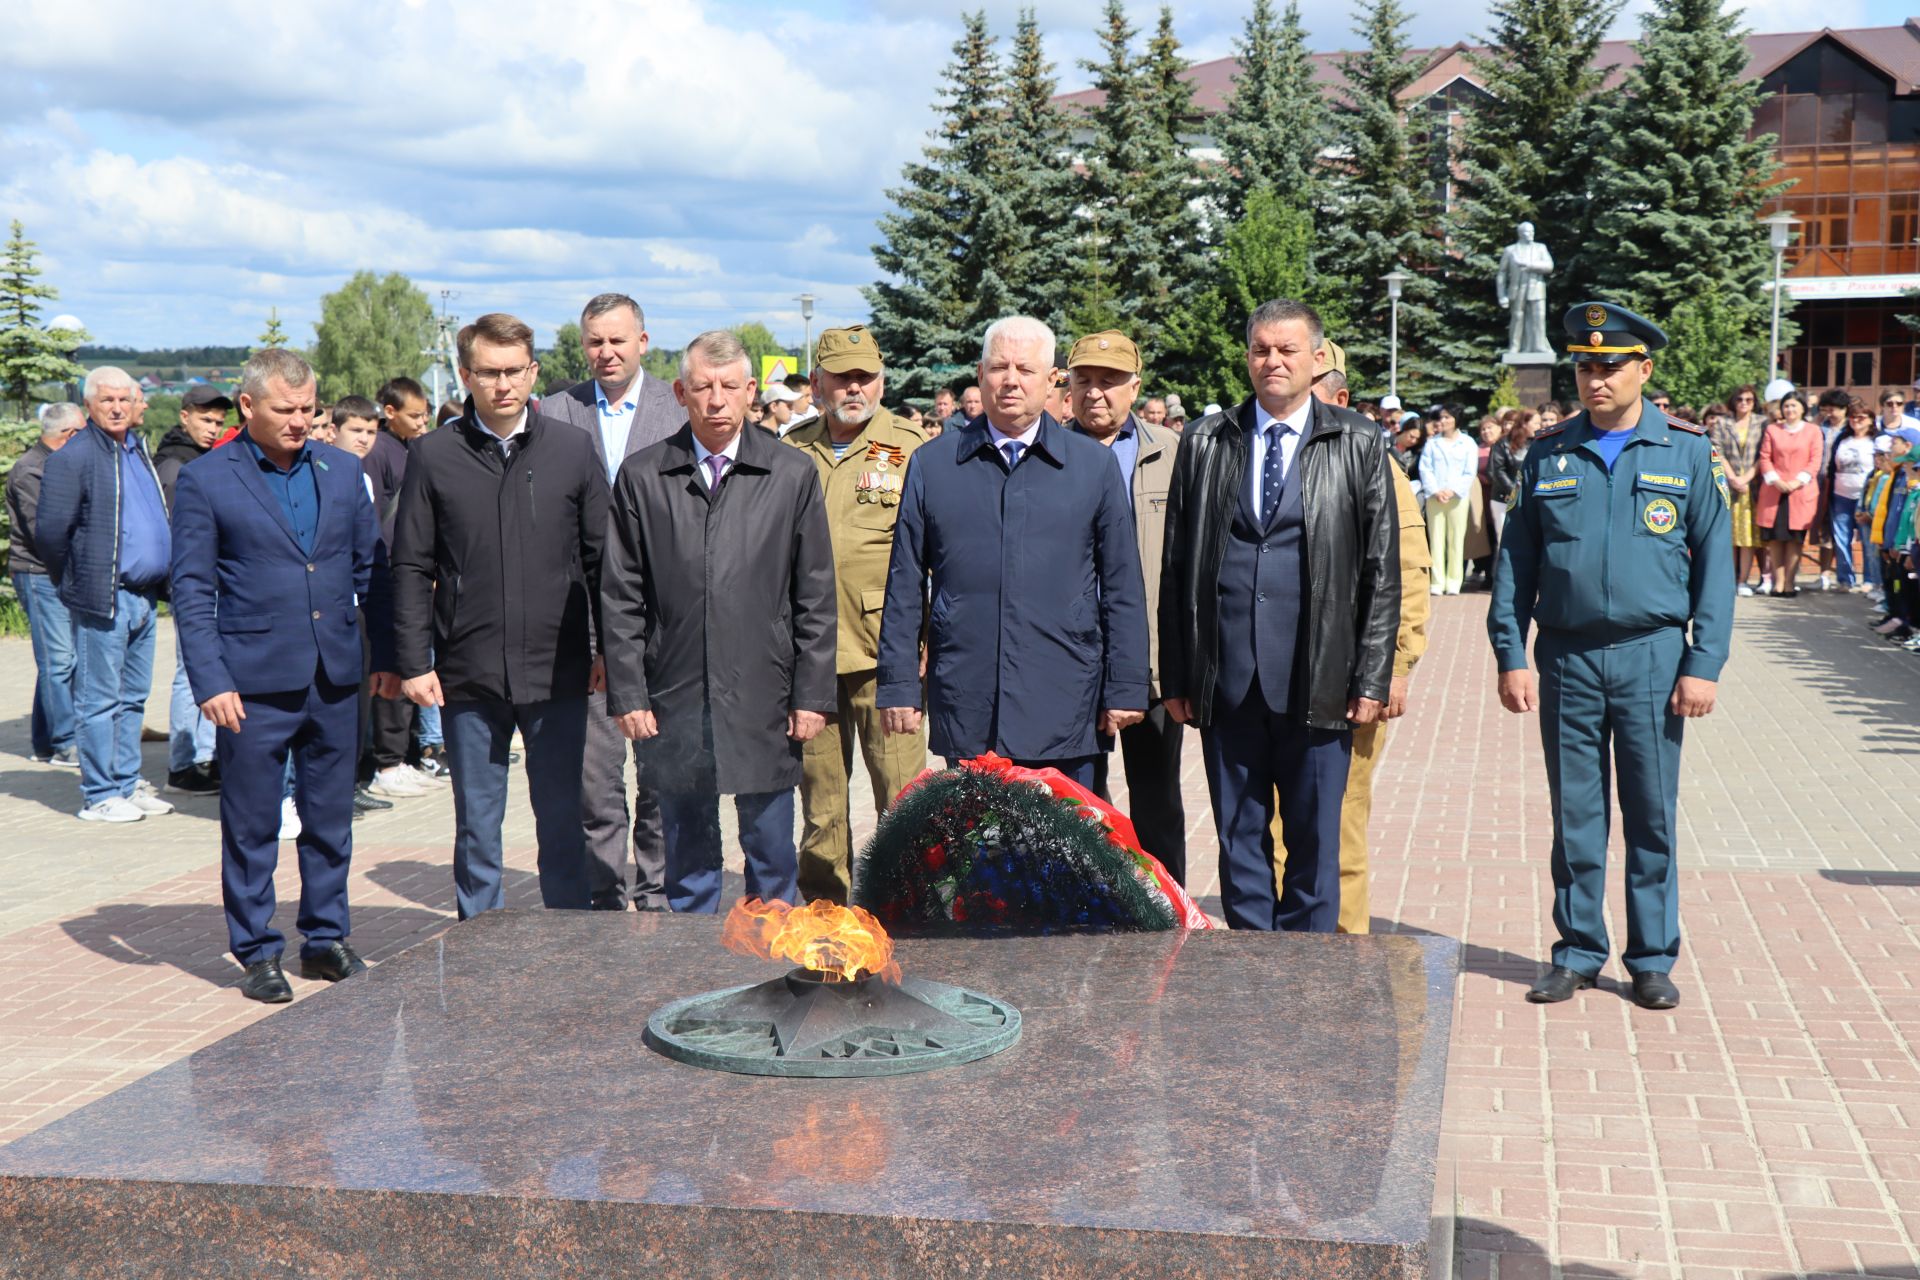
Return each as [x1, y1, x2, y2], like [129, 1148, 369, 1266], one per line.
[853, 754, 1210, 934]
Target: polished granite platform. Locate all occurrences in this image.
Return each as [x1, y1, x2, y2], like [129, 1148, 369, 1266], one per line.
[0, 911, 1460, 1279]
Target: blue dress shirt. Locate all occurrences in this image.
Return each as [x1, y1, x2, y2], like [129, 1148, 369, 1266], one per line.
[243, 434, 319, 554]
[594, 375, 642, 482]
[116, 433, 171, 588]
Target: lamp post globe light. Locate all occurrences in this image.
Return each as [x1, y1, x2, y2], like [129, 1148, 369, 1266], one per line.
[46, 314, 85, 404]
[797, 293, 816, 375]
[1382, 269, 1409, 400]
[1760, 211, 1798, 383]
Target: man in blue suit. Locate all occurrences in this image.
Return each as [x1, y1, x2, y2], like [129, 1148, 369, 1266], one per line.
[170, 348, 381, 1003]
[876, 316, 1149, 787]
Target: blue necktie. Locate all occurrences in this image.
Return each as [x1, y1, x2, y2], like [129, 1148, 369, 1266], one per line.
[1001, 440, 1024, 470]
[1262, 424, 1289, 521]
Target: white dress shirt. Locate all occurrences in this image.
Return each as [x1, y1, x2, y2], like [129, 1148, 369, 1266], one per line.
[1250, 397, 1312, 520]
[593, 372, 643, 482]
[477, 408, 529, 459]
[691, 429, 744, 489]
[988, 416, 1043, 466]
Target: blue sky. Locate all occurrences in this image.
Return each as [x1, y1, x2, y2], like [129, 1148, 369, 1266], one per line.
[0, 0, 1900, 357]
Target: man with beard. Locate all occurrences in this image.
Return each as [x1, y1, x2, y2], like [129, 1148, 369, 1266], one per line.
[782, 325, 929, 903]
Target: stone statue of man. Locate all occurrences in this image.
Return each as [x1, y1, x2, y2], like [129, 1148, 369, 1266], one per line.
[1497, 222, 1555, 357]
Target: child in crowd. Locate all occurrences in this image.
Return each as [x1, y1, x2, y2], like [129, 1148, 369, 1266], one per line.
[330, 396, 400, 817]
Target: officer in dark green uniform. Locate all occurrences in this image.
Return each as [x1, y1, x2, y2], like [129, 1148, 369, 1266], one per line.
[1488, 302, 1734, 1011]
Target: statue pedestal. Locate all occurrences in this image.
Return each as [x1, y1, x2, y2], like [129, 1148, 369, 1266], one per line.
[1501, 352, 1556, 407]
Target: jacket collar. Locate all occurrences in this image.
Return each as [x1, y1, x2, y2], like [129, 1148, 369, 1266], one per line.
[952, 410, 1067, 468]
[1227, 395, 1339, 445]
[456, 406, 544, 453]
[1554, 401, 1675, 456]
[656, 420, 778, 473]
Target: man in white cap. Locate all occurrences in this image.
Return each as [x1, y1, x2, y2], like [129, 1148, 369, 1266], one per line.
[761, 383, 802, 434]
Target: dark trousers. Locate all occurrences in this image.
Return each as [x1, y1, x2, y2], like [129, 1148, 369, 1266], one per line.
[657, 789, 797, 914]
[1537, 628, 1684, 977]
[369, 691, 415, 771]
[1200, 687, 1351, 932]
[217, 676, 357, 966]
[945, 755, 1097, 788]
[1091, 704, 1188, 885]
[442, 696, 591, 921]
[581, 689, 666, 910]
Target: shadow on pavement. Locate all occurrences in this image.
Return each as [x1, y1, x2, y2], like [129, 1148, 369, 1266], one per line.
[1736, 595, 1920, 757]
[1376, 919, 1546, 991]
[59, 902, 449, 988]
[364, 858, 538, 912]
[1820, 868, 1920, 887]
[1455, 1215, 1920, 1278]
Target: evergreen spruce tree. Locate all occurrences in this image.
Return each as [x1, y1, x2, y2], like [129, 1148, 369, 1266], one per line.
[0, 221, 88, 416]
[1320, 0, 1448, 402]
[1585, 0, 1783, 365]
[1444, 0, 1621, 384]
[1157, 185, 1317, 407]
[255, 307, 289, 351]
[1211, 0, 1325, 226]
[1075, 1, 1205, 359]
[865, 13, 1026, 396]
[1002, 9, 1079, 337]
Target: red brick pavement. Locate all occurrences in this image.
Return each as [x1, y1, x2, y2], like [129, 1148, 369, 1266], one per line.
[0, 597, 1917, 1278]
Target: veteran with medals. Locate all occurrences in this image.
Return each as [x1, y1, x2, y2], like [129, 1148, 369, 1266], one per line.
[1488, 302, 1734, 1011]
[782, 325, 929, 903]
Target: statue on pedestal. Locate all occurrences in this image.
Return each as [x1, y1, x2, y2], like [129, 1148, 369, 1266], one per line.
[1497, 222, 1555, 358]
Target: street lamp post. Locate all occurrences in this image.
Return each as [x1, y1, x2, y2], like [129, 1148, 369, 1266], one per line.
[797, 293, 816, 375]
[1382, 269, 1409, 400]
[46, 314, 85, 405]
[1761, 211, 1799, 383]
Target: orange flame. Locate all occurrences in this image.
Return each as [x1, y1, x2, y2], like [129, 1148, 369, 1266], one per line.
[721, 897, 902, 983]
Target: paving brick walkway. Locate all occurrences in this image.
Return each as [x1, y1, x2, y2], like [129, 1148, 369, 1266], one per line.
[1, 598, 1917, 1278]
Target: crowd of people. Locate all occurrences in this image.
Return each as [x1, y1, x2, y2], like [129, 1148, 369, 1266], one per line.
[1, 292, 1730, 1014]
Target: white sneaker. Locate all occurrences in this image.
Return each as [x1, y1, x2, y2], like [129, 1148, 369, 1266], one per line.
[128, 782, 175, 816]
[402, 762, 449, 788]
[1737, 584, 1755, 597]
[370, 766, 429, 798]
[79, 795, 145, 823]
[1429, 586, 1444, 596]
[1820, 572, 1837, 591]
[279, 797, 302, 842]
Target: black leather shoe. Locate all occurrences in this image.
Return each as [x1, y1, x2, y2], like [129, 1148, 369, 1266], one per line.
[239, 956, 293, 1003]
[353, 786, 393, 813]
[300, 941, 368, 982]
[1525, 965, 1595, 1004]
[1630, 971, 1680, 1010]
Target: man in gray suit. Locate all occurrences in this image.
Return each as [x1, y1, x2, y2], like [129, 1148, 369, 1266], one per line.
[541, 293, 682, 910]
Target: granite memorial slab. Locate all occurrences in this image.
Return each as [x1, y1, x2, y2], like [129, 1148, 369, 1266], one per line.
[0, 910, 1461, 1279]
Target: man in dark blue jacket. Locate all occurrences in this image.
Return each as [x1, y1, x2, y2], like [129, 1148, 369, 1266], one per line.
[36, 368, 177, 823]
[170, 348, 380, 1003]
[876, 317, 1149, 787]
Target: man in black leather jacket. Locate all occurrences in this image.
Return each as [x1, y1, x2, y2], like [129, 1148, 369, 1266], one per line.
[1159, 299, 1399, 931]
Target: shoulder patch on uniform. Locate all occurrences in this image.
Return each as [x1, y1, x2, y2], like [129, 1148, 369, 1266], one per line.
[1667, 419, 1707, 435]
[1534, 422, 1570, 439]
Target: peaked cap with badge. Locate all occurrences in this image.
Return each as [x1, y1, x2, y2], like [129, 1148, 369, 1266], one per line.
[814, 323, 885, 375]
[1066, 330, 1143, 375]
[1565, 301, 1667, 365]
